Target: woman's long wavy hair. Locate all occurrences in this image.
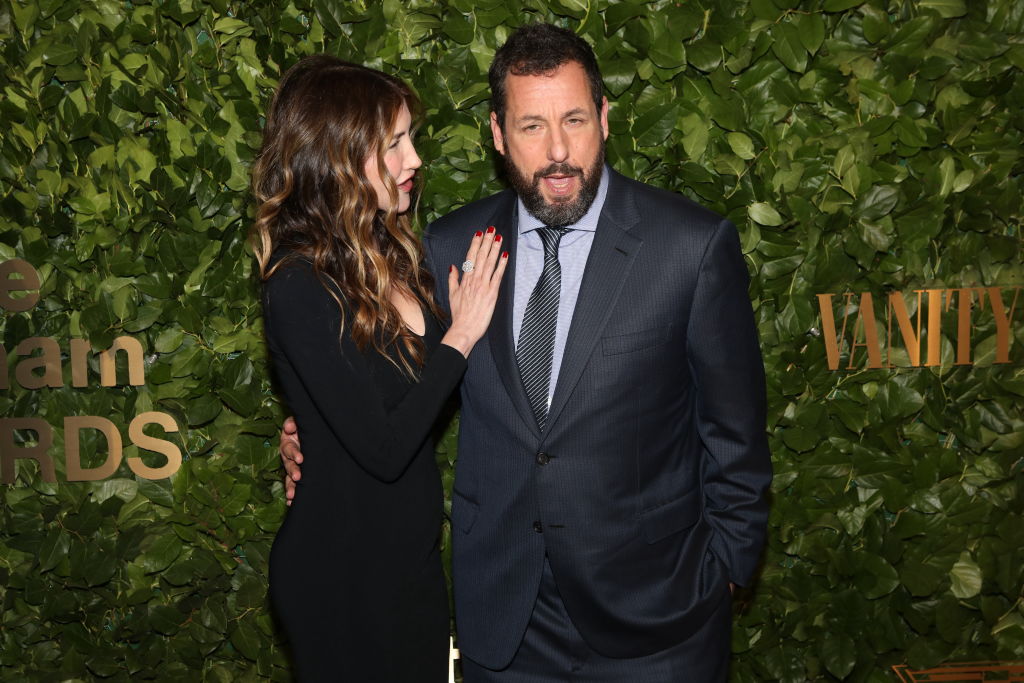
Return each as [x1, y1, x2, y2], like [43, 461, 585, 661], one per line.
[251, 55, 442, 375]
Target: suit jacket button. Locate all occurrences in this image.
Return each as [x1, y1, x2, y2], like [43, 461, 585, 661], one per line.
[533, 521, 543, 533]
[536, 452, 550, 465]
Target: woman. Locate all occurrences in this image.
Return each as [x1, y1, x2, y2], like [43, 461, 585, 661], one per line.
[251, 55, 506, 681]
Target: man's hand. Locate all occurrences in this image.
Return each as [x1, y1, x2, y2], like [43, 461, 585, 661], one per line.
[280, 416, 304, 505]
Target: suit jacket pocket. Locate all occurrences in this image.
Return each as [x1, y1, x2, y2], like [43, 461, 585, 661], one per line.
[602, 326, 669, 355]
[638, 488, 700, 543]
[452, 489, 479, 535]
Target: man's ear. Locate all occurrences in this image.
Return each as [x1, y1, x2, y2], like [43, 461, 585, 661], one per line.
[599, 96, 609, 141]
[490, 111, 506, 156]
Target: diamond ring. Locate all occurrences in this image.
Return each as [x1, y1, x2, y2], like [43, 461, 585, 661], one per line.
[461, 259, 475, 273]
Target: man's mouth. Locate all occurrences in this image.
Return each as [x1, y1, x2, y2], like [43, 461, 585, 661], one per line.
[540, 172, 580, 197]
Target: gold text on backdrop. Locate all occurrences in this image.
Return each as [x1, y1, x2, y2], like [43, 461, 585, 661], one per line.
[815, 287, 1021, 371]
[1, 258, 184, 484]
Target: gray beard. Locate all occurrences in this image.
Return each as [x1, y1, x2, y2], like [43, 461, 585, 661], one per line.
[504, 147, 604, 228]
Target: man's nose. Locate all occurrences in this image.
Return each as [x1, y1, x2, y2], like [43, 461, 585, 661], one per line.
[547, 127, 569, 163]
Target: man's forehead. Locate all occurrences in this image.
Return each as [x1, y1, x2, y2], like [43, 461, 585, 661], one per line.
[503, 64, 593, 109]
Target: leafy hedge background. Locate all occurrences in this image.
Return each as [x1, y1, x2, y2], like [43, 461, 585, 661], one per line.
[1, 0, 1022, 680]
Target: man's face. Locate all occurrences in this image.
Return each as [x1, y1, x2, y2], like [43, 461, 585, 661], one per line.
[490, 61, 609, 227]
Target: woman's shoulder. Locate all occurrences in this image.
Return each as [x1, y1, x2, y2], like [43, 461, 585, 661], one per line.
[264, 250, 317, 288]
[262, 251, 342, 310]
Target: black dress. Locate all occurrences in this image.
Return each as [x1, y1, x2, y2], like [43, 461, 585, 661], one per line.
[263, 257, 466, 682]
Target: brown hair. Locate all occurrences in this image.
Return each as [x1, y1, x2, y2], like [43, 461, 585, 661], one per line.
[251, 55, 441, 374]
[488, 23, 604, 131]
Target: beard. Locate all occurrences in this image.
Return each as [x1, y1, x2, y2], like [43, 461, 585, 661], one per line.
[504, 145, 605, 228]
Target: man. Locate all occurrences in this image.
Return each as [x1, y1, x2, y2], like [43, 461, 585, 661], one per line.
[281, 23, 771, 681]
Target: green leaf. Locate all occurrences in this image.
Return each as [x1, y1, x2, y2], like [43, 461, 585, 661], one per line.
[900, 559, 947, 596]
[680, 113, 709, 160]
[781, 426, 819, 453]
[212, 17, 251, 35]
[443, 14, 474, 44]
[150, 605, 183, 635]
[188, 394, 223, 426]
[770, 22, 808, 73]
[38, 531, 70, 572]
[43, 42, 78, 66]
[798, 13, 826, 55]
[862, 8, 891, 43]
[938, 156, 956, 197]
[727, 132, 756, 160]
[648, 30, 686, 69]
[823, 0, 864, 10]
[633, 102, 679, 147]
[918, 0, 967, 18]
[854, 184, 900, 220]
[603, 59, 636, 97]
[878, 382, 924, 419]
[155, 328, 185, 353]
[229, 622, 261, 660]
[895, 116, 928, 148]
[137, 479, 175, 508]
[761, 254, 804, 279]
[85, 552, 118, 587]
[857, 553, 900, 599]
[950, 552, 982, 598]
[952, 169, 974, 193]
[605, 3, 646, 31]
[821, 631, 857, 679]
[749, 202, 784, 226]
[219, 388, 257, 417]
[141, 534, 182, 574]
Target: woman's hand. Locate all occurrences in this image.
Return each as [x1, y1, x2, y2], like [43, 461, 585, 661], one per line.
[279, 416, 303, 506]
[442, 227, 508, 357]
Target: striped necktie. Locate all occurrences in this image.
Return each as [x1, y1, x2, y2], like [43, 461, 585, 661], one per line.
[517, 227, 570, 431]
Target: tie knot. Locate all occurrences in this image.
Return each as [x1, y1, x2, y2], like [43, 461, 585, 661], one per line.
[537, 227, 569, 257]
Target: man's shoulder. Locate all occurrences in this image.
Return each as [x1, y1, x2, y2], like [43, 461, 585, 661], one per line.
[427, 189, 517, 239]
[613, 171, 727, 231]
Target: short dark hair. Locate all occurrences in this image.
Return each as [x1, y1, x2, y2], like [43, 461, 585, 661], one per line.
[488, 23, 604, 130]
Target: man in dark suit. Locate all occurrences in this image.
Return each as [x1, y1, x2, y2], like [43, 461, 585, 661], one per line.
[282, 23, 771, 681]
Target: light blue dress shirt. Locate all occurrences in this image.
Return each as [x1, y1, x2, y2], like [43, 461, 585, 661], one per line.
[512, 167, 610, 411]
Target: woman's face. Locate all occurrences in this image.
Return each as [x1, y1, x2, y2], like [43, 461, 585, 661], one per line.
[364, 104, 421, 213]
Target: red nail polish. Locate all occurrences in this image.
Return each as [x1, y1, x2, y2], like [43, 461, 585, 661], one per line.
[486, 226, 496, 234]
[502, 251, 509, 259]
[450, 265, 455, 272]
[475, 231, 483, 237]
[495, 234, 502, 242]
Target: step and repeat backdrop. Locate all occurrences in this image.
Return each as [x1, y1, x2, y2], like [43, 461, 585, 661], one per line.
[1, 0, 1021, 681]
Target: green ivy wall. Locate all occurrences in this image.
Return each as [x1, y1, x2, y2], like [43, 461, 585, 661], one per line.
[1, 0, 1021, 680]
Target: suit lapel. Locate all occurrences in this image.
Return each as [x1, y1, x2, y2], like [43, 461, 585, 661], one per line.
[545, 171, 642, 431]
[484, 195, 544, 439]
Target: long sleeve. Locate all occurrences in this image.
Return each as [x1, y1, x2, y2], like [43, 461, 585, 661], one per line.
[263, 261, 467, 483]
[686, 219, 773, 586]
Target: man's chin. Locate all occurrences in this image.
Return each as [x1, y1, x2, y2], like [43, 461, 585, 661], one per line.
[540, 192, 578, 207]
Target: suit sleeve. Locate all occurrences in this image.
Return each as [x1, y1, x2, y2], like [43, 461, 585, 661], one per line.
[263, 262, 466, 482]
[686, 219, 772, 587]
[422, 226, 452, 315]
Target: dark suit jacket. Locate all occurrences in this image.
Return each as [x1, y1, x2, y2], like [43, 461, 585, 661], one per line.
[423, 168, 771, 670]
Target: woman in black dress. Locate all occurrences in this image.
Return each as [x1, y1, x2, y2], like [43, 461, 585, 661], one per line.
[251, 55, 506, 681]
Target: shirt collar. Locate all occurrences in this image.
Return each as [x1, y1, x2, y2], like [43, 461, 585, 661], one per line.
[517, 166, 609, 236]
